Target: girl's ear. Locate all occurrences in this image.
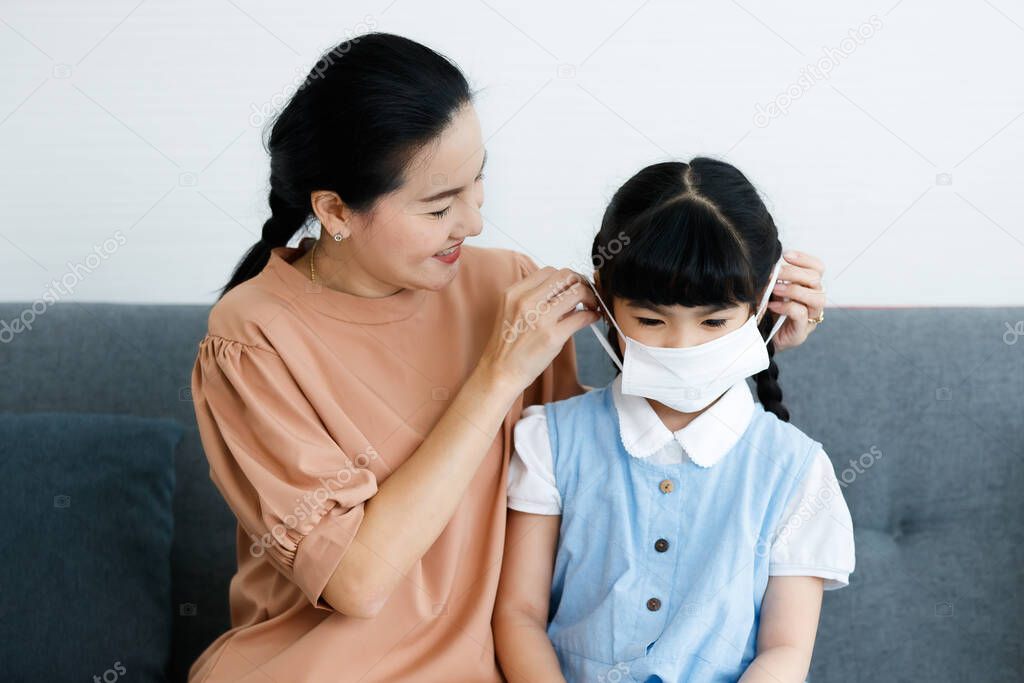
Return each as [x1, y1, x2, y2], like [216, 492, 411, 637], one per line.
[588, 271, 602, 309]
[590, 272, 613, 324]
[756, 277, 777, 324]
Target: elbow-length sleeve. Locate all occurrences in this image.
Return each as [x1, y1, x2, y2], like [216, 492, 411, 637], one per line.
[769, 448, 856, 590]
[190, 334, 378, 609]
[507, 405, 562, 515]
[512, 251, 587, 406]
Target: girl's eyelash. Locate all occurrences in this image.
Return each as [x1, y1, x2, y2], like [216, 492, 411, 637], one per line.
[637, 317, 727, 327]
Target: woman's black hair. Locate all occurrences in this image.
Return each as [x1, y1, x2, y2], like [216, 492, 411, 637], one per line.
[591, 157, 789, 421]
[218, 33, 473, 299]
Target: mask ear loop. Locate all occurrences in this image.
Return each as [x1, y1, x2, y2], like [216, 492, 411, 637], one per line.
[760, 257, 788, 344]
[583, 276, 625, 372]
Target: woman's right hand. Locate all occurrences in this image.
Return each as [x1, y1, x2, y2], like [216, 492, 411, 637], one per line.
[480, 266, 600, 396]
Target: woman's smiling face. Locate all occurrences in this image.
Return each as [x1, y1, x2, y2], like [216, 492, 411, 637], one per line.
[312, 103, 486, 295]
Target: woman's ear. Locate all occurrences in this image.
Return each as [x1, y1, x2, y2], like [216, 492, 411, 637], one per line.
[311, 190, 352, 241]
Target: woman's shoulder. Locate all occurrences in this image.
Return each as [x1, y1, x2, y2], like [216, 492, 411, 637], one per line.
[461, 243, 534, 266]
[201, 245, 542, 346]
[459, 244, 541, 288]
[202, 273, 296, 352]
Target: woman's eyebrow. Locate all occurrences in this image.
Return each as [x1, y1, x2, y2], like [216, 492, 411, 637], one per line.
[418, 151, 487, 204]
[419, 186, 461, 204]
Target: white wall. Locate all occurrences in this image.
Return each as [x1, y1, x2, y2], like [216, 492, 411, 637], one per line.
[1, 0, 1022, 306]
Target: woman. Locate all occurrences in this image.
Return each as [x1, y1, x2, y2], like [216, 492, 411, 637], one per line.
[189, 33, 826, 682]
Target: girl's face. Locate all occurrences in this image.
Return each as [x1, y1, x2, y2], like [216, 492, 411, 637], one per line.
[314, 103, 486, 294]
[610, 298, 761, 353]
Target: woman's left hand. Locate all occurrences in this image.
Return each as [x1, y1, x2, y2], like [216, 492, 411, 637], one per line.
[766, 250, 826, 353]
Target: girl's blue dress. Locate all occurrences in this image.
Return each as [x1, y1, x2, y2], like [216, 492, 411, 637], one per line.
[535, 376, 838, 682]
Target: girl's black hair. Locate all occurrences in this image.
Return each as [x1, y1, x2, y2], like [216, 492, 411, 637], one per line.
[592, 157, 789, 421]
[218, 33, 473, 299]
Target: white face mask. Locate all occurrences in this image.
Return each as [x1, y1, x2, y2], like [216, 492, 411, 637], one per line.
[585, 258, 787, 413]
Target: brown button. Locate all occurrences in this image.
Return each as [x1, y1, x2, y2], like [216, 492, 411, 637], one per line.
[646, 597, 662, 611]
[654, 538, 669, 553]
[659, 479, 674, 494]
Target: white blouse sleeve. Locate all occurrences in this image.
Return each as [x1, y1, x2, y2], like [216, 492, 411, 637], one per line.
[769, 448, 856, 590]
[507, 404, 562, 515]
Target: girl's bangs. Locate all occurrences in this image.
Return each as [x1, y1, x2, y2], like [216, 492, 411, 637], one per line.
[600, 197, 758, 310]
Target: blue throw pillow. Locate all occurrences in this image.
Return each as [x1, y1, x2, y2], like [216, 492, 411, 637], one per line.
[0, 412, 183, 683]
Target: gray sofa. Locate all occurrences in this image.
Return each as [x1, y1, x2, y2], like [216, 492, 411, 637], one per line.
[1, 301, 1021, 682]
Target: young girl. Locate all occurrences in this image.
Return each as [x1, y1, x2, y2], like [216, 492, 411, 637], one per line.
[493, 158, 855, 683]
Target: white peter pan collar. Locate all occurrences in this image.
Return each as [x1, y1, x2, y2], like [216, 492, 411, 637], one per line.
[610, 373, 755, 468]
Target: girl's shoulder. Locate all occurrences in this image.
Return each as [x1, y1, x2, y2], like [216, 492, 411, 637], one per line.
[540, 380, 615, 427]
[513, 382, 609, 430]
[549, 377, 614, 408]
[743, 402, 823, 477]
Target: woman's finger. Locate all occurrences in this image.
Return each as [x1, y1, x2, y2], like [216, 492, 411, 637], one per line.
[543, 269, 597, 310]
[505, 266, 559, 303]
[767, 299, 815, 351]
[770, 298, 810, 322]
[771, 282, 825, 317]
[548, 276, 598, 322]
[522, 269, 597, 325]
[778, 263, 822, 289]
[782, 249, 826, 276]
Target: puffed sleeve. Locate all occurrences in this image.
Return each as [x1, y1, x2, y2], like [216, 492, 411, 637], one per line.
[507, 405, 562, 515]
[769, 448, 855, 590]
[190, 335, 378, 609]
[513, 251, 587, 406]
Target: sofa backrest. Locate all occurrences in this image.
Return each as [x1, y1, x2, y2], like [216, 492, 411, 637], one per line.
[1, 302, 233, 683]
[2, 302, 1021, 682]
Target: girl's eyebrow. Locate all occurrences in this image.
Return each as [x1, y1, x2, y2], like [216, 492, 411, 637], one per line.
[624, 300, 669, 314]
[624, 300, 734, 315]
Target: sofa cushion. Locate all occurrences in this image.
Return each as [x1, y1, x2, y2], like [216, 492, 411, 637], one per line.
[0, 412, 183, 683]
